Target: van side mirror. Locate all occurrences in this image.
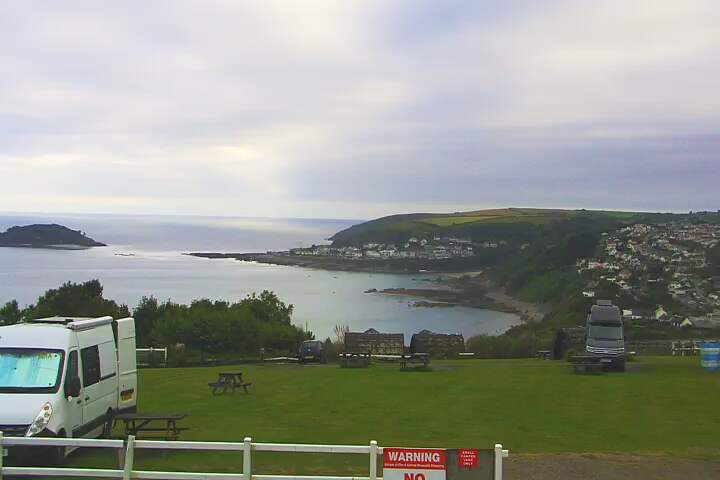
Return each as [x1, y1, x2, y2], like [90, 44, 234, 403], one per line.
[65, 377, 81, 398]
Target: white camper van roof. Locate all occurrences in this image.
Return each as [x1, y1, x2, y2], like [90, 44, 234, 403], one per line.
[26, 316, 114, 331]
[0, 316, 115, 350]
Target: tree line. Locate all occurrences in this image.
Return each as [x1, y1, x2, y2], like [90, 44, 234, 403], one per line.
[0, 280, 311, 358]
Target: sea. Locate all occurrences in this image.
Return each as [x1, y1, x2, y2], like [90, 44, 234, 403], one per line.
[0, 213, 520, 340]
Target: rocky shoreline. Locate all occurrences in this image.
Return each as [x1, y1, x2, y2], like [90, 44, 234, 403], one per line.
[367, 279, 547, 323]
[186, 252, 484, 274]
[187, 252, 547, 323]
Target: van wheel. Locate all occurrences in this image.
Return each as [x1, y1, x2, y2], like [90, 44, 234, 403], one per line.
[51, 430, 66, 466]
[614, 358, 626, 373]
[101, 410, 114, 438]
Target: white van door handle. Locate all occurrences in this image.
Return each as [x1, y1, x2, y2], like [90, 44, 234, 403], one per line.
[84, 395, 90, 401]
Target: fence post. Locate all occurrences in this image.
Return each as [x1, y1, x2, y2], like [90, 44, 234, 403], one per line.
[369, 440, 378, 480]
[493, 444, 503, 480]
[243, 437, 252, 480]
[123, 435, 136, 480]
[1, 431, 4, 480]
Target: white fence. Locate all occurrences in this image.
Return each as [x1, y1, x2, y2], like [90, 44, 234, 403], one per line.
[136, 347, 168, 367]
[0, 433, 509, 480]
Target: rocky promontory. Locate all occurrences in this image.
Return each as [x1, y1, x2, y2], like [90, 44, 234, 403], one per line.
[0, 224, 106, 249]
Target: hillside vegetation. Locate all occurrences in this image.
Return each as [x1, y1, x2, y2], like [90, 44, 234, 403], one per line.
[329, 208, 687, 247]
[331, 208, 720, 354]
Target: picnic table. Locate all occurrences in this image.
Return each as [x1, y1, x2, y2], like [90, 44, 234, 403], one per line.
[340, 352, 371, 368]
[536, 350, 551, 360]
[114, 413, 188, 440]
[569, 354, 611, 375]
[400, 353, 430, 369]
[208, 372, 252, 395]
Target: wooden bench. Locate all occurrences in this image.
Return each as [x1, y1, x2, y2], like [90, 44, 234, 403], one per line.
[209, 372, 252, 394]
[340, 352, 371, 368]
[573, 362, 604, 374]
[400, 353, 430, 369]
[114, 413, 188, 440]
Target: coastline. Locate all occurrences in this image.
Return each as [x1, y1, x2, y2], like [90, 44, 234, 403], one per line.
[0, 244, 99, 250]
[368, 274, 547, 323]
[187, 251, 487, 274]
[188, 252, 547, 324]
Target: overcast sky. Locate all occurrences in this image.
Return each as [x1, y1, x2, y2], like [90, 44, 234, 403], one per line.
[1, 1, 718, 219]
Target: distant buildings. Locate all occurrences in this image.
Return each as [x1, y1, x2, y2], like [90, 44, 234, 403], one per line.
[578, 220, 720, 328]
[289, 236, 478, 261]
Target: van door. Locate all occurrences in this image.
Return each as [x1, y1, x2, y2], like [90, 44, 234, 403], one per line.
[116, 318, 137, 413]
[80, 344, 116, 436]
[64, 350, 83, 437]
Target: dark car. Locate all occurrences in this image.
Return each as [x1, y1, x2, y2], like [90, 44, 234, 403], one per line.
[298, 340, 326, 364]
[586, 300, 625, 372]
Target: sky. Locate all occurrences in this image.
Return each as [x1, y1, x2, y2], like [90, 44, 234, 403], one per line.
[1, 0, 718, 219]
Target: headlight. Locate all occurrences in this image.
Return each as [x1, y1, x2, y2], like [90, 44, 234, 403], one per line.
[26, 402, 53, 437]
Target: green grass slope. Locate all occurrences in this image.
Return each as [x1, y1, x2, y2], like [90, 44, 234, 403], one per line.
[328, 208, 653, 247]
[67, 357, 720, 475]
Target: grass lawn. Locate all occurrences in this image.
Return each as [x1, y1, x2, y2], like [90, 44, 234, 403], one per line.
[418, 210, 573, 227]
[66, 356, 720, 475]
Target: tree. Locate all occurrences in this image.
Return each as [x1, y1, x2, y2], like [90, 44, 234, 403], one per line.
[23, 280, 129, 319]
[239, 291, 294, 324]
[133, 296, 161, 347]
[0, 300, 22, 325]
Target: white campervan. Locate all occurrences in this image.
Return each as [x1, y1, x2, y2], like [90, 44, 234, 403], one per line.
[0, 316, 137, 463]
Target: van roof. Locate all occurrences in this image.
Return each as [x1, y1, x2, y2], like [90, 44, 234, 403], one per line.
[27, 316, 114, 331]
[0, 323, 75, 350]
[0, 316, 115, 350]
[589, 304, 622, 322]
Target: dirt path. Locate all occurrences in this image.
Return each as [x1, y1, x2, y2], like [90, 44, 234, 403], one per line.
[505, 453, 720, 480]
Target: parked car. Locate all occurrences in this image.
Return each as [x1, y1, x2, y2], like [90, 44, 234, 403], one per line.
[585, 300, 626, 372]
[298, 340, 326, 364]
[0, 316, 137, 464]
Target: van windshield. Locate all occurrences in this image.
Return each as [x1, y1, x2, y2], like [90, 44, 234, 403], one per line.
[589, 324, 623, 341]
[0, 348, 64, 393]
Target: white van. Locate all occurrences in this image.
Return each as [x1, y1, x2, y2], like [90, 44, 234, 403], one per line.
[0, 316, 137, 463]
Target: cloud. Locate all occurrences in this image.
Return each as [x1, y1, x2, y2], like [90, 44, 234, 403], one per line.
[0, 0, 718, 218]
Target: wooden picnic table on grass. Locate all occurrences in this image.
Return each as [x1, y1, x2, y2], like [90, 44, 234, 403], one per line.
[568, 354, 611, 375]
[339, 352, 371, 368]
[208, 371, 252, 395]
[400, 353, 430, 369]
[114, 413, 188, 440]
[536, 350, 551, 360]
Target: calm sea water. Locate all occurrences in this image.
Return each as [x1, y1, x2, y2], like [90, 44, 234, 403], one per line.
[0, 213, 520, 340]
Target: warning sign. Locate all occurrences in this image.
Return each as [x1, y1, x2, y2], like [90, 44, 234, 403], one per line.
[383, 448, 447, 480]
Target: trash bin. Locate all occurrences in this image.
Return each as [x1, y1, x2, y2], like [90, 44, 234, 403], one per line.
[700, 342, 720, 372]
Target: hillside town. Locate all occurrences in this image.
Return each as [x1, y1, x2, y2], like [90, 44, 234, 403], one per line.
[578, 221, 720, 330]
[288, 236, 487, 260]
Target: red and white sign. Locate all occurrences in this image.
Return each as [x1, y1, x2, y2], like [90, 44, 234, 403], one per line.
[458, 449, 479, 468]
[383, 448, 446, 480]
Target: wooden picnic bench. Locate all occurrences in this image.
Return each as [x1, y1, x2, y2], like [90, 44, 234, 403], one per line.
[569, 354, 611, 375]
[114, 413, 189, 440]
[208, 372, 252, 395]
[536, 350, 551, 360]
[400, 353, 430, 369]
[339, 352, 371, 368]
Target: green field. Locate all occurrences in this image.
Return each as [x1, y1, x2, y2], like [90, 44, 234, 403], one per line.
[417, 209, 575, 227]
[66, 357, 720, 475]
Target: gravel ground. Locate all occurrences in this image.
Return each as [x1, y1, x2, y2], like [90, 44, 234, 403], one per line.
[504, 453, 720, 480]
